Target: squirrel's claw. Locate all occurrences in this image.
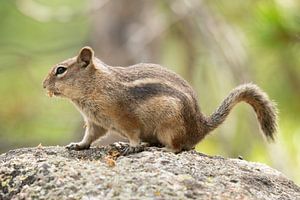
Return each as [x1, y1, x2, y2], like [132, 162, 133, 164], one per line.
[120, 145, 146, 156]
[66, 142, 90, 151]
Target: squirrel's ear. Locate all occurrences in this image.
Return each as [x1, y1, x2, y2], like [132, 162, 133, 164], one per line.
[77, 46, 94, 67]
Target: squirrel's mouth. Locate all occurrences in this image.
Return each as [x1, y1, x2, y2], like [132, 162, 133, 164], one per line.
[53, 91, 61, 96]
[47, 90, 62, 97]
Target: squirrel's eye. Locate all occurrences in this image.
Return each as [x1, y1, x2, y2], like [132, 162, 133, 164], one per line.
[55, 66, 67, 75]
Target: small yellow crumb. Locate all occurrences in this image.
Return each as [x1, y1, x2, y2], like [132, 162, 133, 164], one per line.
[104, 156, 116, 167]
[37, 143, 43, 148]
[109, 150, 120, 159]
[154, 191, 161, 196]
[47, 91, 54, 97]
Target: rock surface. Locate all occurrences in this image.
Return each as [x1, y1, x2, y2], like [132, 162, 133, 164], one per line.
[0, 143, 299, 200]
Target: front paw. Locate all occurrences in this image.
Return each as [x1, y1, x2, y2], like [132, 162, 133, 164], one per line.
[120, 145, 145, 156]
[65, 142, 90, 151]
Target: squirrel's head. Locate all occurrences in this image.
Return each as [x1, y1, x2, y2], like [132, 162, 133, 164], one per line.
[43, 46, 97, 99]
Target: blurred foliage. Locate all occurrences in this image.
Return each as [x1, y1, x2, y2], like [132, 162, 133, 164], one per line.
[0, 0, 299, 184]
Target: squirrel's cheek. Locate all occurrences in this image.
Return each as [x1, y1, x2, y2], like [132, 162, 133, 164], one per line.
[55, 82, 63, 90]
[56, 85, 80, 98]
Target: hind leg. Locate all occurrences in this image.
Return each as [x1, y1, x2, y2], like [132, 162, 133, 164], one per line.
[156, 124, 187, 153]
[162, 146, 182, 153]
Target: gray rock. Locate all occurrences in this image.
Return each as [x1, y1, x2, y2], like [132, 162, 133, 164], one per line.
[0, 143, 299, 200]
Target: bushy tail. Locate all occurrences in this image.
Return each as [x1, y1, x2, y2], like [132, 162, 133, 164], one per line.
[206, 83, 278, 140]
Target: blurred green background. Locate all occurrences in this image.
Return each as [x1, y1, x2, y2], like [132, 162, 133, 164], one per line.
[0, 0, 299, 184]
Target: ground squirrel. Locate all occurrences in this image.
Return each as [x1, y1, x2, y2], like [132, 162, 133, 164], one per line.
[43, 47, 278, 153]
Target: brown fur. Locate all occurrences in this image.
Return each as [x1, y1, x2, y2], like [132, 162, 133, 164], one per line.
[43, 46, 278, 152]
